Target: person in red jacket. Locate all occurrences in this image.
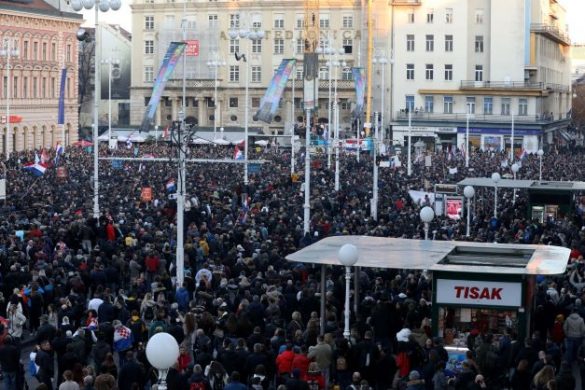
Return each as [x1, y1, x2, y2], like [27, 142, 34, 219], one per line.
[305, 362, 326, 390]
[105, 221, 116, 241]
[145, 251, 160, 282]
[291, 345, 311, 380]
[275, 343, 296, 377]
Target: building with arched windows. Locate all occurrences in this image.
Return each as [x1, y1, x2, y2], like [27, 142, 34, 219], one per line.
[0, 0, 82, 155]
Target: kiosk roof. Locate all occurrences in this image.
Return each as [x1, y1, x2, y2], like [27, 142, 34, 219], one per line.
[286, 236, 570, 276]
[457, 178, 585, 191]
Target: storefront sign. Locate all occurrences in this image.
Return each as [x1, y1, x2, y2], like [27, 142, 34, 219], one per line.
[436, 279, 522, 307]
[457, 127, 540, 136]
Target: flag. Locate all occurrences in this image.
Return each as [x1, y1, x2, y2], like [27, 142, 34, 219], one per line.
[166, 179, 176, 193]
[40, 149, 49, 164]
[23, 162, 48, 176]
[448, 167, 458, 175]
[54, 142, 64, 165]
[34, 152, 40, 164]
[234, 145, 244, 160]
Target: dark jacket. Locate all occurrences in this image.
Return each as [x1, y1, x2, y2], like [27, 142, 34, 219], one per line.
[118, 359, 145, 390]
[0, 343, 20, 372]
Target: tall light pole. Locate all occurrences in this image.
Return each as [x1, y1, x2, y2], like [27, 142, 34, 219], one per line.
[304, 107, 311, 234]
[420, 206, 434, 240]
[463, 186, 475, 237]
[465, 104, 471, 168]
[229, 24, 265, 185]
[511, 163, 519, 205]
[333, 59, 345, 192]
[509, 111, 515, 162]
[407, 109, 412, 176]
[290, 40, 296, 175]
[316, 45, 332, 169]
[537, 149, 544, 181]
[207, 58, 226, 140]
[371, 112, 379, 221]
[491, 172, 501, 218]
[1, 39, 19, 160]
[102, 57, 119, 148]
[70, 0, 122, 219]
[373, 54, 387, 142]
[338, 244, 358, 340]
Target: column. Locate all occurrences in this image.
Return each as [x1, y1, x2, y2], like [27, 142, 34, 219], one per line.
[171, 97, 179, 121]
[155, 105, 162, 128]
[217, 98, 223, 129]
[197, 98, 205, 127]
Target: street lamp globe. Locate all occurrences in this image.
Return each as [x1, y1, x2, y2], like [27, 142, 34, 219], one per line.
[463, 185, 475, 199]
[228, 29, 239, 39]
[338, 244, 359, 267]
[491, 172, 501, 183]
[109, 0, 121, 10]
[70, 0, 83, 11]
[146, 332, 180, 370]
[82, 0, 94, 9]
[256, 30, 265, 39]
[537, 149, 544, 157]
[98, 0, 110, 12]
[511, 163, 519, 174]
[419, 206, 435, 223]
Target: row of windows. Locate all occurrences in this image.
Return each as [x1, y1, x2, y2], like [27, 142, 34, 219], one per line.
[0, 39, 73, 62]
[406, 8, 484, 25]
[405, 34, 484, 53]
[1, 75, 72, 99]
[405, 96, 528, 116]
[406, 64, 484, 82]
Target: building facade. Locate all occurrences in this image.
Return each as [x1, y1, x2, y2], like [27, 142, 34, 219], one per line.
[0, 0, 82, 154]
[390, 0, 572, 152]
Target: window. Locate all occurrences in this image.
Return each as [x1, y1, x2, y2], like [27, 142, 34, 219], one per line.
[23, 77, 27, 98]
[425, 35, 434, 52]
[425, 64, 434, 80]
[144, 40, 154, 54]
[444, 64, 453, 80]
[51, 77, 55, 98]
[274, 14, 284, 29]
[145, 16, 154, 30]
[342, 38, 352, 54]
[229, 97, 238, 107]
[42, 77, 46, 98]
[466, 97, 476, 114]
[296, 39, 304, 55]
[424, 96, 434, 113]
[274, 38, 284, 54]
[427, 9, 434, 23]
[342, 16, 353, 28]
[66, 44, 71, 62]
[475, 36, 484, 53]
[144, 66, 154, 82]
[229, 65, 239, 82]
[252, 97, 261, 108]
[475, 9, 484, 24]
[13, 76, 17, 98]
[445, 35, 453, 52]
[230, 14, 240, 28]
[296, 67, 303, 80]
[408, 11, 414, 23]
[320, 15, 330, 29]
[406, 34, 415, 52]
[33, 42, 38, 60]
[519, 98, 528, 116]
[406, 64, 414, 80]
[296, 15, 304, 29]
[483, 97, 493, 115]
[252, 39, 262, 53]
[341, 99, 351, 110]
[501, 98, 511, 115]
[251, 66, 261, 83]
[33, 77, 37, 98]
[42, 42, 47, 60]
[445, 8, 453, 23]
[342, 67, 353, 80]
[229, 39, 240, 54]
[51, 42, 56, 61]
[406, 95, 415, 112]
[319, 67, 329, 80]
[443, 96, 454, 113]
[208, 14, 218, 27]
[2, 76, 6, 98]
[474, 65, 483, 81]
[23, 41, 28, 60]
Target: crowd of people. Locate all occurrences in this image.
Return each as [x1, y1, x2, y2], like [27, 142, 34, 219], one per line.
[0, 137, 583, 390]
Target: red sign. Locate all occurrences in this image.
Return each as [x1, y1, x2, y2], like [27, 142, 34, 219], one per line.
[0, 115, 22, 124]
[436, 279, 522, 307]
[185, 40, 199, 56]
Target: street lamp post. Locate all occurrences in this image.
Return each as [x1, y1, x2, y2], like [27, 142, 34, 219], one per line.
[71, 0, 122, 219]
[420, 206, 434, 240]
[491, 172, 501, 218]
[407, 109, 412, 176]
[463, 185, 475, 237]
[332, 59, 345, 192]
[537, 149, 544, 181]
[102, 57, 119, 148]
[207, 58, 226, 140]
[371, 112, 379, 221]
[338, 244, 359, 340]
[0, 40, 19, 160]
[465, 104, 471, 168]
[145, 333, 180, 390]
[229, 25, 265, 185]
[511, 163, 519, 205]
[373, 54, 387, 143]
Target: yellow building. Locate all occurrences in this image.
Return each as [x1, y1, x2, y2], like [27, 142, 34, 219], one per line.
[0, 0, 81, 155]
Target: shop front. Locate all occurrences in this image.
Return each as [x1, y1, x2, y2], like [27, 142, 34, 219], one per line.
[456, 127, 540, 154]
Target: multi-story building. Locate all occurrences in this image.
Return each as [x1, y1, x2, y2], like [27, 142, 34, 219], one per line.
[390, 0, 571, 152]
[129, 0, 392, 137]
[0, 0, 82, 153]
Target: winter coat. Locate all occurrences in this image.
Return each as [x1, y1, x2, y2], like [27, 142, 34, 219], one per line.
[563, 313, 585, 338]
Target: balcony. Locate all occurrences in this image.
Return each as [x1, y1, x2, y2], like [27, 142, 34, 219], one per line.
[286, 79, 354, 89]
[531, 23, 570, 46]
[394, 111, 561, 124]
[460, 80, 545, 91]
[390, 0, 421, 5]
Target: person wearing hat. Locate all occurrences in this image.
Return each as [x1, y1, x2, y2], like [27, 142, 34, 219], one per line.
[405, 370, 425, 390]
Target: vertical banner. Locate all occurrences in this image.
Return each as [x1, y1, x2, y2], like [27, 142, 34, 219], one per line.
[140, 42, 187, 132]
[352, 67, 365, 119]
[254, 59, 296, 123]
[303, 53, 319, 110]
[57, 68, 67, 125]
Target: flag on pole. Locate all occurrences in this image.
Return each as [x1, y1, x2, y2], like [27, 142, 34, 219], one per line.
[234, 145, 244, 160]
[54, 142, 64, 165]
[40, 148, 50, 164]
[166, 179, 177, 193]
[23, 162, 48, 176]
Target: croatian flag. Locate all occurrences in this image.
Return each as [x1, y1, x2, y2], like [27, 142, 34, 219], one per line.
[54, 143, 64, 165]
[234, 145, 244, 160]
[166, 179, 176, 193]
[40, 148, 50, 164]
[23, 162, 48, 176]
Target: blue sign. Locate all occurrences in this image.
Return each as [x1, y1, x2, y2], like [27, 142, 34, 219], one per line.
[248, 163, 261, 174]
[457, 127, 540, 136]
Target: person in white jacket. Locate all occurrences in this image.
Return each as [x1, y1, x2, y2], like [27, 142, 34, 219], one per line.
[7, 301, 27, 343]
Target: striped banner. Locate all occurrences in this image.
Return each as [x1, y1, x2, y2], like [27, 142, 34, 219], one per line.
[254, 59, 296, 123]
[352, 67, 365, 119]
[57, 68, 67, 125]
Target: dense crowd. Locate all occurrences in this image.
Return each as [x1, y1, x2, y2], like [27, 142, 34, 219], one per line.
[0, 137, 584, 390]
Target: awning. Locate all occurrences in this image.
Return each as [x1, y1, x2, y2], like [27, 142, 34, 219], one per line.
[559, 130, 571, 142]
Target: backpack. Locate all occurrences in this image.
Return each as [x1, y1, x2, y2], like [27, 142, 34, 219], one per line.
[190, 381, 206, 390]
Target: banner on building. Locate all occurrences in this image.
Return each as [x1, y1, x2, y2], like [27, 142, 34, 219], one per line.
[352, 67, 365, 119]
[303, 53, 319, 110]
[57, 68, 67, 125]
[185, 40, 200, 56]
[140, 42, 187, 132]
[254, 59, 296, 123]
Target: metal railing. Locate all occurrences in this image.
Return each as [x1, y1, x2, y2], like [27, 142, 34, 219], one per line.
[530, 23, 571, 45]
[460, 80, 545, 90]
[394, 111, 562, 123]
